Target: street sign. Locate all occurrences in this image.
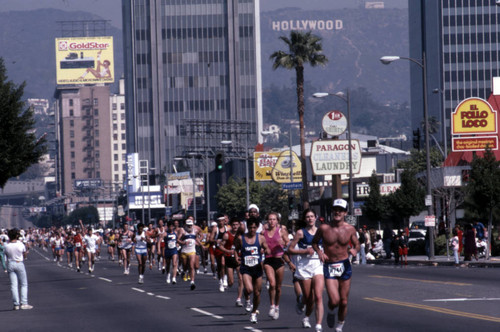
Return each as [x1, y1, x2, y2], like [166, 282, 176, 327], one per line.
[345, 215, 357, 226]
[322, 110, 347, 136]
[354, 208, 362, 216]
[425, 215, 436, 227]
[282, 182, 303, 190]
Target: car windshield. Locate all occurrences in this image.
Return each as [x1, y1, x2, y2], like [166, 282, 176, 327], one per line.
[410, 231, 424, 238]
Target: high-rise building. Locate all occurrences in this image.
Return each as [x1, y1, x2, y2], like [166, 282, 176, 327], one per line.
[409, 0, 500, 153]
[55, 85, 113, 195]
[110, 78, 128, 185]
[122, 0, 263, 173]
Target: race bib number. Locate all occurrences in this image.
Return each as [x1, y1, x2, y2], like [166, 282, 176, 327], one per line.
[168, 241, 176, 249]
[187, 239, 195, 246]
[75, 243, 81, 247]
[328, 262, 345, 277]
[244, 256, 259, 267]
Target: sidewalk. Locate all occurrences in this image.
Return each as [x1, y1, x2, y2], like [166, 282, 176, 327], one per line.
[367, 255, 500, 268]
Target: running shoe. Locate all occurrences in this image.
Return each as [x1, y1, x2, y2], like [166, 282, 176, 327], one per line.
[190, 281, 196, 290]
[219, 283, 225, 292]
[20, 304, 33, 310]
[162, 267, 166, 274]
[13, 305, 20, 311]
[138, 275, 144, 284]
[166, 273, 171, 284]
[182, 273, 188, 282]
[77, 267, 80, 273]
[327, 310, 336, 328]
[334, 322, 344, 332]
[88, 268, 92, 274]
[172, 277, 177, 285]
[223, 276, 228, 288]
[302, 316, 312, 328]
[235, 298, 243, 307]
[245, 300, 252, 312]
[273, 306, 279, 320]
[268, 305, 275, 318]
[250, 313, 257, 324]
[315, 324, 323, 332]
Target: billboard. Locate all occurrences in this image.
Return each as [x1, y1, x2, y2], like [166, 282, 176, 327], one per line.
[254, 151, 281, 181]
[310, 140, 362, 176]
[55, 36, 114, 85]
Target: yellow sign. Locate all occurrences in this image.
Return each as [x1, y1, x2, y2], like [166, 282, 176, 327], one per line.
[451, 98, 497, 135]
[55, 36, 114, 85]
[271, 151, 302, 183]
[253, 151, 281, 181]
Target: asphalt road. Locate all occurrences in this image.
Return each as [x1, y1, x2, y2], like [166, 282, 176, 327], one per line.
[1, 248, 499, 331]
[0, 205, 33, 230]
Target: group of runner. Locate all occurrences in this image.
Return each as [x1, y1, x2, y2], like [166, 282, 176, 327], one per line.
[12, 198, 358, 331]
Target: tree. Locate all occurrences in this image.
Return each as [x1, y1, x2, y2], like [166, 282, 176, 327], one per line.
[466, 148, 500, 259]
[270, 31, 328, 209]
[0, 58, 46, 188]
[362, 171, 389, 223]
[388, 169, 426, 228]
[215, 177, 288, 221]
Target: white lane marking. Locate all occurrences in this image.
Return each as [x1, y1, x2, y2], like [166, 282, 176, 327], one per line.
[147, 292, 155, 296]
[190, 307, 223, 319]
[132, 287, 145, 293]
[156, 295, 170, 300]
[425, 297, 500, 302]
[244, 327, 262, 332]
[98, 277, 112, 283]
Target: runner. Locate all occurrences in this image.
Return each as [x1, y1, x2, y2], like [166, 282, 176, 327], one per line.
[73, 228, 84, 272]
[146, 222, 156, 270]
[262, 212, 290, 320]
[288, 209, 324, 331]
[210, 213, 228, 292]
[218, 217, 244, 306]
[80, 225, 100, 273]
[118, 223, 134, 275]
[178, 217, 202, 290]
[107, 229, 117, 261]
[133, 223, 148, 284]
[161, 220, 179, 284]
[312, 199, 360, 332]
[156, 219, 166, 273]
[234, 217, 270, 324]
[64, 231, 75, 268]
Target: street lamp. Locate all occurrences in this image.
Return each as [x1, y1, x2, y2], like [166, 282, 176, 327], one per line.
[221, 140, 250, 209]
[313, 90, 354, 220]
[380, 52, 435, 259]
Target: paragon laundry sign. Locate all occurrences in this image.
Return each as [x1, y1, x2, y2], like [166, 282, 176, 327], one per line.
[310, 140, 362, 175]
[55, 36, 114, 85]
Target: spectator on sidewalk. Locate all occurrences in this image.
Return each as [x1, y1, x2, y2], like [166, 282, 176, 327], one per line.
[5, 229, 33, 310]
[382, 225, 393, 259]
[474, 221, 486, 241]
[463, 224, 477, 261]
[449, 229, 460, 266]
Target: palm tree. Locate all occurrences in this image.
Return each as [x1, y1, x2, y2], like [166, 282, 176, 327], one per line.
[270, 31, 328, 209]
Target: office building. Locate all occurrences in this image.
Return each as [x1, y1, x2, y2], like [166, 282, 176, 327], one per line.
[409, 0, 500, 153]
[122, 0, 263, 174]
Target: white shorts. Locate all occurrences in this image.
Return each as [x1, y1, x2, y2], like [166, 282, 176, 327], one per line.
[294, 258, 323, 280]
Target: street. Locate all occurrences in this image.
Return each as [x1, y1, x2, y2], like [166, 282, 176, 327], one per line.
[1, 247, 499, 331]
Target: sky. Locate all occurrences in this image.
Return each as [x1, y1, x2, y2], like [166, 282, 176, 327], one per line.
[2, 0, 407, 29]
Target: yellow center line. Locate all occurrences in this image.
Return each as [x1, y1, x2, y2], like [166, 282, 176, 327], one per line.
[369, 275, 472, 286]
[365, 297, 500, 323]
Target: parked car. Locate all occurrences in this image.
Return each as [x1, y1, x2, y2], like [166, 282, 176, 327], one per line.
[408, 229, 426, 242]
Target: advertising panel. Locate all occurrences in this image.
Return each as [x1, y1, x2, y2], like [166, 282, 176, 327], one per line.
[271, 150, 302, 183]
[310, 140, 362, 175]
[451, 97, 497, 135]
[253, 151, 281, 181]
[452, 136, 498, 152]
[55, 36, 114, 85]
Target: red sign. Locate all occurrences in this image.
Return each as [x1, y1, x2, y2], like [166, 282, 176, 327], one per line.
[452, 136, 498, 152]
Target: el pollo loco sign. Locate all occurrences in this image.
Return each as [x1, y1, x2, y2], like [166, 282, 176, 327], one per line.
[451, 97, 498, 152]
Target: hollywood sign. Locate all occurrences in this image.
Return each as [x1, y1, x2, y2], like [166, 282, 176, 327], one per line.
[271, 19, 343, 32]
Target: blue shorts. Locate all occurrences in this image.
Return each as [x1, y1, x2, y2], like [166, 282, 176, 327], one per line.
[323, 259, 352, 280]
[240, 264, 263, 279]
[164, 249, 178, 258]
[135, 247, 147, 256]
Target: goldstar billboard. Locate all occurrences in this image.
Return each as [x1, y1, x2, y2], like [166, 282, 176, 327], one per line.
[55, 36, 114, 85]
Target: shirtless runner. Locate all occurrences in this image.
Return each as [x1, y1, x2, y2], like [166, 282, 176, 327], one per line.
[312, 199, 359, 332]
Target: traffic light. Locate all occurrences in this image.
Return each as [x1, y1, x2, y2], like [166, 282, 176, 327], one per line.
[412, 128, 421, 150]
[288, 196, 294, 210]
[215, 152, 224, 172]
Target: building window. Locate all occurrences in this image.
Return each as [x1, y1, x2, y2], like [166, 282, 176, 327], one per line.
[121, 123, 125, 130]
[69, 130, 74, 138]
[70, 141, 74, 148]
[112, 103, 117, 110]
[120, 113, 125, 120]
[71, 172, 75, 179]
[94, 119, 99, 127]
[71, 162, 75, 170]
[71, 151, 75, 158]
[95, 129, 99, 137]
[113, 134, 118, 140]
[69, 99, 73, 106]
[96, 161, 100, 169]
[114, 154, 118, 161]
[70, 109, 74, 116]
[113, 124, 118, 130]
[122, 143, 126, 150]
[122, 153, 126, 161]
[94, 109, 99, 116]
[70, 120, 74, 127]
[112, 114, 117, 121]
[121, 134, 126, 140]
[120, 103, 125, 110]
[114, 164, 119, 171]
[95, 151, 100, 158]
[93, 98, 98, 106]
[114, 143, 118, 150]
[114, 175, 119, 181]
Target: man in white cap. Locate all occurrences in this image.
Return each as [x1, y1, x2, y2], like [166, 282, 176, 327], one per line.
[312, 198, 359, 332]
